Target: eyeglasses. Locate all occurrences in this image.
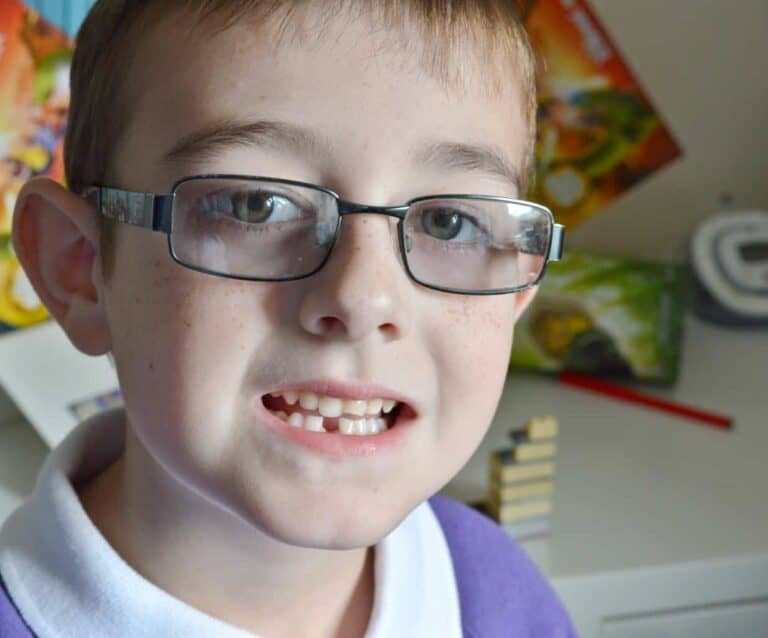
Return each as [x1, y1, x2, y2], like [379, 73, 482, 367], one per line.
[85, 175, 564, 295]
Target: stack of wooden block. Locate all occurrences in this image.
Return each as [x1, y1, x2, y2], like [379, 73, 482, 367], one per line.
[487, 416, 559, 539]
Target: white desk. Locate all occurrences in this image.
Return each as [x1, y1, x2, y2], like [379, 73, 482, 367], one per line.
[443, 314, 768, 637]
[1, 315, 767, 636]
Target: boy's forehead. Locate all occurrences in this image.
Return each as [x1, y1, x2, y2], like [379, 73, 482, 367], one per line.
[116, 7, 528, 193]
[134, 4, 522, 96]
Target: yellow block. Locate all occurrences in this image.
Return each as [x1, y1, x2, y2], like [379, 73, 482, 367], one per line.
[489, 457, 556, 483]
[522, 416, 559, 440]
[508, 441, 557, 462]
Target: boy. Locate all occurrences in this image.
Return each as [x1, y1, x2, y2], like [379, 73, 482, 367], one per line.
[0, 1, 574, 636]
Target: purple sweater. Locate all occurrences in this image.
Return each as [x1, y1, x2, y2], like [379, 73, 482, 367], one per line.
[0, 495, 576, 637]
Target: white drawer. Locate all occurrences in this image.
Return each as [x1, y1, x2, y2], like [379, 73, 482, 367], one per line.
[602, 599, 768, 638]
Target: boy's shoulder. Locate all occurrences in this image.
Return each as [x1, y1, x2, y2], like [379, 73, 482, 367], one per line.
[0, 573, 33, 638]
[428, 494, 577, 638]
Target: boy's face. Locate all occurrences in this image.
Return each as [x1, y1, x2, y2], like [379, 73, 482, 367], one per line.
[102, 11, 535, 547]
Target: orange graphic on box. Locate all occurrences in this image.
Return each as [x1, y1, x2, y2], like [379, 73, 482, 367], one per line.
[522, 0, 682, 227]
[1, 0, 72, 333]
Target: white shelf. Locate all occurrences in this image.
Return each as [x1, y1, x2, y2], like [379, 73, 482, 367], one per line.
[0, 321, 118, 448]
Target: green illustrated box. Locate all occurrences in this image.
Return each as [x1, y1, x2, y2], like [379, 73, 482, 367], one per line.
[510, 252, 687, 385]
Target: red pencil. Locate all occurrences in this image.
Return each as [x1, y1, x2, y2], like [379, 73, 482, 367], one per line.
[557, 372, 733, 431]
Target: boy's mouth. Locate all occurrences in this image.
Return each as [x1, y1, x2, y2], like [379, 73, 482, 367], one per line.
[262, 390, 408, 435]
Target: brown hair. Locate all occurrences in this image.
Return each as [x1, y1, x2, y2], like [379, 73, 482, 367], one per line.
[65, 0, 537, 275]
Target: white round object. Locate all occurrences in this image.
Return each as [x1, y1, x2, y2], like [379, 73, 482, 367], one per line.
[690, 210, 768, 319]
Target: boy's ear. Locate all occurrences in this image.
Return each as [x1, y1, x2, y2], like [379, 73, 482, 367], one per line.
[11, 177, 111, 356]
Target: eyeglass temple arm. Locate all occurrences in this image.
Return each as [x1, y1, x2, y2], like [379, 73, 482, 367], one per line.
[84, 187, 175, 233]
[548, 223, 565, 262]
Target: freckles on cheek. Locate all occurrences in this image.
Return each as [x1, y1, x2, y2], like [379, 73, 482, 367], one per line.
[429, 296, 516, 424]
[429, 297, 517, 455]
[159, 278, 255, 353]
[118, 273, 263, 430]
[111, 264, 228, 373]
[439, 297, 516, 377]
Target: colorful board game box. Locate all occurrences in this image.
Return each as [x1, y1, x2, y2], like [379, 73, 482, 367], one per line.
[510, 252, 687, 384]
[520, 0, 682, 227]
[0, 0, 72, 334]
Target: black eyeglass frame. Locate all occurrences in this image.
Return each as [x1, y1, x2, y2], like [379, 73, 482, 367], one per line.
[85, 174, 565, 296]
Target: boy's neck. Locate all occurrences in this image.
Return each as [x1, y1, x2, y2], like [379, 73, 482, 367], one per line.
[76, 419, 375, 638]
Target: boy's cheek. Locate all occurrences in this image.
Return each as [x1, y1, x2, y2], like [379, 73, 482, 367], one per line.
[430, 294, 517, 428]
[102, 238, 259, 390]
[437, 295, 517, 367]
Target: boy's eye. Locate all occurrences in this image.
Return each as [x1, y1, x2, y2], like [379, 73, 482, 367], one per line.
[200, 189, 310, 224]
[232, 191, 274, 223]
[420, 207, 484, 242]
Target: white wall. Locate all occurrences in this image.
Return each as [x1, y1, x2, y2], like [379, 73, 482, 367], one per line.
[566, 0, 768, 261]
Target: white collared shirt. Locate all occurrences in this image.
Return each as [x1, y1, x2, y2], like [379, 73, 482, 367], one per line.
[0, 408, 462, 637]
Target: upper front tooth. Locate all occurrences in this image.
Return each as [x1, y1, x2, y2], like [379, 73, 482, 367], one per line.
[366, 398, 383, 415]
[299, 392, 319, 410]
[318, 396, 343, 418]
[382, 399, 396, 413]
[343, 399, 367, 416]
[283, 391, 298, 405]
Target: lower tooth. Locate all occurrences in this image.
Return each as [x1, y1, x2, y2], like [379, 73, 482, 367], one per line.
[339, 418, 366, 436]
[280, 414, 389, 436]
[304, 415, 325, 432]
[339, 418, 355, 435]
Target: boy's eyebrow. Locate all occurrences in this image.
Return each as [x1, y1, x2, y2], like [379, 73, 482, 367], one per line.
[163, 118, 333, 166]
[412, 140, 522, 194]
[163, 119, 522, 192]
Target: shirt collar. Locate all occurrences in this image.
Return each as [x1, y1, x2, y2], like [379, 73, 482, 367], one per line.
[0, 408, 461, 637]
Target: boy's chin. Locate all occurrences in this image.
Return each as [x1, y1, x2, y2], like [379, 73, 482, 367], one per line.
[234, 493, 415, 550]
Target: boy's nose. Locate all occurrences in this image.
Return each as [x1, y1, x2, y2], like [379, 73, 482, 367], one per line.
[297, 214, 412, 342]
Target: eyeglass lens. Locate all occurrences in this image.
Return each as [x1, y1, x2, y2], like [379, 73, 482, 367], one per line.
[169, 178, 551, 292]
